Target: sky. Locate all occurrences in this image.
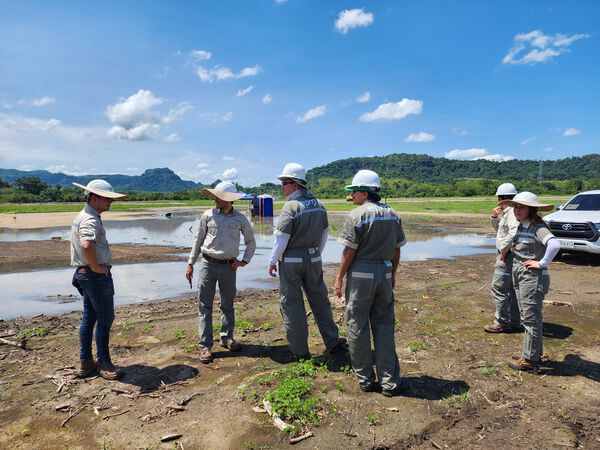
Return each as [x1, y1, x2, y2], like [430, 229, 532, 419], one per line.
[1, 1, 598, 186]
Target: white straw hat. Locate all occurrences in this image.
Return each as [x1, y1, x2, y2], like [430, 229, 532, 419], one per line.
[498, 191, 553, 211]
[72, 179, 127, 200]
[203, 181, 246, 202]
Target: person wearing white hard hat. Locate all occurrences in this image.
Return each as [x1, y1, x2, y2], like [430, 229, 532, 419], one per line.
[497, 192, 559, 372]
[268, 162, 344, 360]
[334, 170, 410, 396]
[186, 181, 256, 364]
[70, 179, 127, 380]
[484, 182, 523, 333]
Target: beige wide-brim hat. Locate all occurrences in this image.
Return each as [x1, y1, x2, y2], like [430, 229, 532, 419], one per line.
[203, 181, 246, 202]
[498, 191, 553, 211]
[73, 180, 127, 200]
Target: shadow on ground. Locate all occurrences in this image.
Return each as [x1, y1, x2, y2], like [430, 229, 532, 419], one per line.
[120, 364, 199, 392]
[542, 354, 600, 382]
[543, 322, 573, 339]
[403, 375, 470, 401]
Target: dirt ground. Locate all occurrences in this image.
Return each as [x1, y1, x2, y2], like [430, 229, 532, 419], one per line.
[0, 215, 599, 449]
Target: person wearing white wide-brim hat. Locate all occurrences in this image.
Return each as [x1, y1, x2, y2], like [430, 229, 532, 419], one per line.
[186, 181, 256, 364]
[70, 179, 127, 381]
[497, 192, 560, 373]
[485, 182, 521, 334]
[268, 162, 344, 360]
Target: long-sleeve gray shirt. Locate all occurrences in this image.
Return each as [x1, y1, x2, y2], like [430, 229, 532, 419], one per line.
[188, 207, 256, 265]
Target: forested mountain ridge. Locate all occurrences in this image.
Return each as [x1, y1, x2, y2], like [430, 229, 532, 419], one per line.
[0, 168, 200, 192]
[306, 153, 600, 183]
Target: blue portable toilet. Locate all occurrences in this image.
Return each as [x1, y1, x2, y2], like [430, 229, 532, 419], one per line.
[252, 194, 273, 217]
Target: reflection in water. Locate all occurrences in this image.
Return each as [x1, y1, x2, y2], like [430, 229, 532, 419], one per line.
[0, 212, 495, 319]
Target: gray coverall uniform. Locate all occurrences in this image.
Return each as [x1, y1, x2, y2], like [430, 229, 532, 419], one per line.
[275, 189, 340, 356]
[188, 207, 256, 350]
[337, 201, 407, 391]
[511, 220, 554, 362]
[491, 207, 521, 328]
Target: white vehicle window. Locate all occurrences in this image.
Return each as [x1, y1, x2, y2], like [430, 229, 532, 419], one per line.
[563, 194, 600, 211]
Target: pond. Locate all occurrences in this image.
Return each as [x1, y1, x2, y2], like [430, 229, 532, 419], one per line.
[0, 211, 495, 319]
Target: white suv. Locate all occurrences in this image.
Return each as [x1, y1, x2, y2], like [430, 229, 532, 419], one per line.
[543, 190, 600, 254]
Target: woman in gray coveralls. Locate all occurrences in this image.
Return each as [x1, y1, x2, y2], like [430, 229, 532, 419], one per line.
[334, 170, 410, 397]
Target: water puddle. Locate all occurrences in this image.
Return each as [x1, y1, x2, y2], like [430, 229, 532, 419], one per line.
[0, 212, 495, 319]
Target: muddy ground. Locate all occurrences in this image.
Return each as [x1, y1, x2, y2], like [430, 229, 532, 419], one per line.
[0, 216, 599, 449]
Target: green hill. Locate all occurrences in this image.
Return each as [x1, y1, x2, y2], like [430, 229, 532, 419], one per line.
[306, 153, 600, 183]
[0, 167, 201, 192]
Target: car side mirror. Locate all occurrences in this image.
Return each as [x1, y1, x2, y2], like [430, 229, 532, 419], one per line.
[556, 205, 563, 211]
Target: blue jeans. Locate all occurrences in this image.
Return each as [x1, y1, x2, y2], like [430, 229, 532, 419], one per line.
[73, 269, 115, 365]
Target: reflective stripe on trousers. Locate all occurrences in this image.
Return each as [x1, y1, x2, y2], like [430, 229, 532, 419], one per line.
[345, 259, 401, 391]
[279, 248, 339, 356]
[490, 252, 521, 327]
[512, 261, 550, 362]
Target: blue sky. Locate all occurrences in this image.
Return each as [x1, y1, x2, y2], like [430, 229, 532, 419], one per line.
[1, 1, 598, 186]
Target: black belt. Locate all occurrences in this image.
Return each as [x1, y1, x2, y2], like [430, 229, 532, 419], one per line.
[203, 254, 236, 265]
[77, 264, 112, 274]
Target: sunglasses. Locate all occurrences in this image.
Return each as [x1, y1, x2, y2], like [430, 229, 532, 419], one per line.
[281, 181, 295, 186]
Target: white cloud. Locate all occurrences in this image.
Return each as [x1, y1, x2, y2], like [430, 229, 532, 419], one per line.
[405, 132, 435, 143]
[200, 112, 233, 123]
[163, 101, 193, 123]
[262, 93, 272, 104]
[31, 96, 56, 106]
[222, 167, 239, 179]
[520, 136, 537, 145]
[503, 30, 590, 65]
[335, 8, 374, 34]
[189, 49, 212, 61]
[236, 86, 254, 97]
[196, 163, 210, 169]
[356, 92, 370, 103]
[197, 65, 261, 83]
[0, 114, 61, 132]
[45, 164, 86, 176]
[445, 148, 515, 162]
[222, 155, 236, 162]
[165, 133, 181, 143]
[450, 128, 470, 136]
[359, 98, 423, 122]
[296, 105, 327, 124]
[563, 127, 580, 137]
[105, 90, 191, 141]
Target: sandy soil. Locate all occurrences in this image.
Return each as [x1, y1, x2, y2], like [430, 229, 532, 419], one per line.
[0, 215, 599, 449]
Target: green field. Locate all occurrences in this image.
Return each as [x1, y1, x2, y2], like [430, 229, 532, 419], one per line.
[0, 196, 569, 216]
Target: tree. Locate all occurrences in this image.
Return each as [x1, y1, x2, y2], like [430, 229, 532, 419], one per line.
[14, 176, 48, 195]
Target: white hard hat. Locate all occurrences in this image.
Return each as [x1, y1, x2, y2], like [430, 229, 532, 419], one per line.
[203, 181, 246, 202]
[345, 170, 381, 192]
[495, 183, 518, 196]
[278, 162, 307, 187]
[498, 191, 554, 211]
[73, 179, 127, 200]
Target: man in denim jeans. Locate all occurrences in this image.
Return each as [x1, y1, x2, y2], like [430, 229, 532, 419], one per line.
[71, 179, 127, 380]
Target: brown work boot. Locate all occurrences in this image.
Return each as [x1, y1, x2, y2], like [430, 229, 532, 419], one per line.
[98, 362, 124, 380]
[221, 339, 241, 352]
[199, 347, 213, 364]
[484, 323, 510, 333]
[508, 357, 540, 373]
[77, 359, 98, 378]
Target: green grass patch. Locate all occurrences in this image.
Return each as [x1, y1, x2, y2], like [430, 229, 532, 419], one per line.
[236, 319, 255, 332]
[408, 341, 428, 352]
[366, 411, 381, 426]
[0, 200, 214, 214]
[483, 364, 500, 376]
[18, 327, 49, 339]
